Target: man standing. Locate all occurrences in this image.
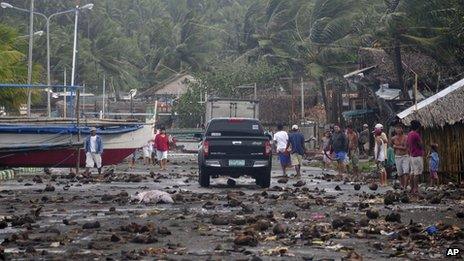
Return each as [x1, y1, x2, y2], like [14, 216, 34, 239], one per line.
[273, 124, 290, 177]
[84, 127, 103, 177]
[330, 125, 348, 178]
[391, 124, 409, 189]
[154, 127, 170, 171]
[359, 124, 369, 156]
[288, 125, 306, 178]
[346, 125, 359, 179]
[407, 120, 424, 195]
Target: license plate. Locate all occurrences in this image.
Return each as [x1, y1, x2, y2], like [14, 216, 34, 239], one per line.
[229, 160, 245, 167]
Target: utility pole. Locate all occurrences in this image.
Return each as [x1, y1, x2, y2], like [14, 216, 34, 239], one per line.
[300, 77, 304, 121]
[26, 0, 34, 117]
[253, 83, 257, 100]
[70, 5, 79, 117]
[101, 75, 106, 119]
[63, 68, 67, 117]
[281, 77, 295, 122]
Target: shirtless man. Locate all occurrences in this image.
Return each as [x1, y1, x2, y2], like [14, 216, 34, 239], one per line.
[391, 124, 409, 189]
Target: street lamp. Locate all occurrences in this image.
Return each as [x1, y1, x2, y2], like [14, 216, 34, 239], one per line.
[69, 3, 93, 117]
[0, 2, 12, 8]
[16, 30, 44, 39]
[1, 2, 93, 118]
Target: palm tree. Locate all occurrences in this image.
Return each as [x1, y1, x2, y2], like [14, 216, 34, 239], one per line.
[376, 0, 464, 97]
[0, 24, 41, 112]
[294, 0, 361, 119]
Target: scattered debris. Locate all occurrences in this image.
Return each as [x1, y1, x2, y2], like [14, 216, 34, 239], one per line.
[293, 180, 306, 187]
[82, 221, 101, 229]
[44, 184, 55, 192]
[227, 178, 237, 187]
[132, 190, 174, 204]
[366, 209, 379, 219]
[368, 183, 378, 191]
[385, 213, 401, 223]
[273, 223, 289, 236]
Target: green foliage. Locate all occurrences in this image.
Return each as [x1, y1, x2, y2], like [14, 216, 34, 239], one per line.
[1, 0, 463, 115]
[175, 58, 288, 127]
[199, 59, 288, 97]
[175, 85, 205, 128]
[0, 24, 42, 111]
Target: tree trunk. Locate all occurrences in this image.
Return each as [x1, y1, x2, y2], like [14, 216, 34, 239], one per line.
[318, 77, 329, 122]
[393, 37, 408, 99]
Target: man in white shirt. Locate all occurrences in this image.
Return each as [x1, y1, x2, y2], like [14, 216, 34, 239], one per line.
[273, 124, 290, 177]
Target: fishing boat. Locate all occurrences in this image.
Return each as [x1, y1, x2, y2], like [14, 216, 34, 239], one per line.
[0, 118, 153, 168]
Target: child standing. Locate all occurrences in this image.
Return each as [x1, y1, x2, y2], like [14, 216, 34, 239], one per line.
[373, 124, 388, 186]
[321, 131, 332, 171]
[428, 143, 439, 187]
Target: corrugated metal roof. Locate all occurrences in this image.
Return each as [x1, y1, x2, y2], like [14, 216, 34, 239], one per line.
[375, 87, 424, 101]
[397, 77, 464, 119]
[343, 66, 377, 79]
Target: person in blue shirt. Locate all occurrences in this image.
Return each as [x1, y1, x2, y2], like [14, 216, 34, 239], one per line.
[428, 143, 439, 187]
[287, 125, 306, 177]
[84, 127, 104, 177]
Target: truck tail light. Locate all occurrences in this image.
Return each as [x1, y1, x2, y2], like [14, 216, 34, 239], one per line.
[228, 118, 244, 123]
[203, 140, 210, 157]
[264, 140, 272, 156]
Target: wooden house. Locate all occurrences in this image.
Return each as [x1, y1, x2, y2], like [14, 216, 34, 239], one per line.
[398, 78, 464, 182]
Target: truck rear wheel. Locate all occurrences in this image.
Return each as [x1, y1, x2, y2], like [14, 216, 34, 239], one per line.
[199, 166, 210, 187]
[258, 168, 271, 188]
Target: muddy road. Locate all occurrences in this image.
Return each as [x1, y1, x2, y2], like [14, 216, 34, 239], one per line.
[0, 154, 463, 260]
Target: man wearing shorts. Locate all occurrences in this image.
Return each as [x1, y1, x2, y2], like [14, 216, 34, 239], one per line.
[273, 124, 290, 177]
[154, 127, 170, 171]
[288, 125, 306, 178]
[407, 120, 424, 195]
[391, 124, 409, 189]
[330, 125, 348, 178]
[84, 127, 103, 177]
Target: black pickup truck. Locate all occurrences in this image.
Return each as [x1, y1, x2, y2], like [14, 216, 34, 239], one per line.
[197, 118, 272, 188]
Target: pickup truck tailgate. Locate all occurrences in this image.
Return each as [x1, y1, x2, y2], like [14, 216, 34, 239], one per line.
[207, 136, 268, 158]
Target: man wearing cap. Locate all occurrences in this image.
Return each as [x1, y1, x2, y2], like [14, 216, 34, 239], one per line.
[287, 125, 306, 177]
[373, 123, 388, 186]
[84, 127, 103, 177]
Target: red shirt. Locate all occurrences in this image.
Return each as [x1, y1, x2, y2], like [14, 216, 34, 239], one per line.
[407, 130, 423, 157]
[154, 134, 169, 152]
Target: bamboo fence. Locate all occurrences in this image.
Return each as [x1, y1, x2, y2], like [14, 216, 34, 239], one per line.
[422, 124, 464, 182]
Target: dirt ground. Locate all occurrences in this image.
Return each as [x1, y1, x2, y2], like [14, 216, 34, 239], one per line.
[0, 153, 463, 260]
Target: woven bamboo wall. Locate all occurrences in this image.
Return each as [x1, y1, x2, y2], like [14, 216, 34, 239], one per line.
[422, 123, 464, 175]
